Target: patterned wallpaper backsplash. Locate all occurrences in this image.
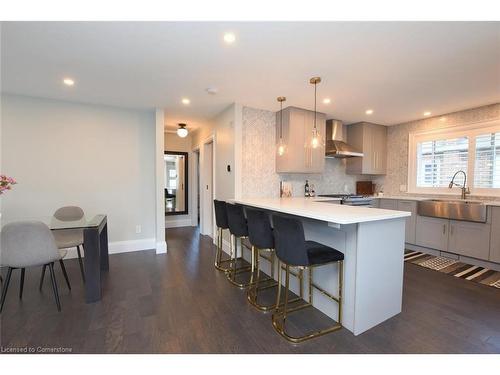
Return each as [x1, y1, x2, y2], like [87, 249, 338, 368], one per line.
[241, 106, 366, 198]
[373, 103, 500, 200]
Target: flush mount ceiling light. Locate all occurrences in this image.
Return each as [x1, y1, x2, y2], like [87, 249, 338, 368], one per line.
[177, 123, 188, 138]
[181, 98, 190, 105]
[365, 109, 374, 115]
[223, 32, 236, 44]
[322, 98, 331, 104]
[277, 96, 287, 157]
[310, 77, 324, 149]
[423, 111, 432, 116]
[63, 78, 75, 86]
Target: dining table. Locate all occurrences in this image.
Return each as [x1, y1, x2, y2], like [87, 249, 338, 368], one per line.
[2, 214, 109, 303]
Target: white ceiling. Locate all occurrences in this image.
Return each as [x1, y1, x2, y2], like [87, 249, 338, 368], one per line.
[1, 21, 499, 127]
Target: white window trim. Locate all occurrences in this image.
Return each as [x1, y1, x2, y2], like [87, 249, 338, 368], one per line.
[408, 119, 500, 197]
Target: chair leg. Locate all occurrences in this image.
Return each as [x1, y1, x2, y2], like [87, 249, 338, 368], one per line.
[0, 267, 13, 313]
[77, 245, 85, 283]
[19, 268, 25, 299]
[59, 260, 71, 290]
[48, 263, 61, 312]
[39, 264, 47, 291]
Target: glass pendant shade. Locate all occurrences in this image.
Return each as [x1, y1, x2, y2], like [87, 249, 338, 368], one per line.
[177, 124, 188, 138]
[277, 138, 287, 156]
[311, 127, 322, 149]
[276, 96, 287, 156]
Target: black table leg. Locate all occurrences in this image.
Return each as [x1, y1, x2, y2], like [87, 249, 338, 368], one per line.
[83, 226, 101, 303]
[100, 223, 109, 271]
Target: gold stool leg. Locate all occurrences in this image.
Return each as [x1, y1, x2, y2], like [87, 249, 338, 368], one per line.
[271, 262, 343, 343]
[225, 235, 253, 288]
[246, 249, 280, 311]
[214, 228, 232, 272]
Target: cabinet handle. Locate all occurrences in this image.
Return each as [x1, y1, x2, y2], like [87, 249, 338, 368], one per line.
[450, 224, 454, 235]
[443, 224, 446, 234]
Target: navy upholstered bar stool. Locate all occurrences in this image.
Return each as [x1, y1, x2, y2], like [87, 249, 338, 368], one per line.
[271, 214, 344, 343]
[245, 208, 278, 310]
[213, 200, 232, 272]
[225, 203, 253, 288]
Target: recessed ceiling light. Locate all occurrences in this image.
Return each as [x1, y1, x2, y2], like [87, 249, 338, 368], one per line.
[223, 32, 236, 44]
[63, 78, 75, 86]
[322, 98, 331, 104]
[423, 111, 432, 116]
[365, 109, 374, 115]
[181, 98, 190, 105]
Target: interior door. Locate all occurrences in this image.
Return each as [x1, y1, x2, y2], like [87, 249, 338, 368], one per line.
[203, 141, 214, 238]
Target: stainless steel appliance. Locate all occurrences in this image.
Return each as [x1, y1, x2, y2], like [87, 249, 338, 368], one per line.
[319, 194, 374, 206]
[325, 119, 364, 158]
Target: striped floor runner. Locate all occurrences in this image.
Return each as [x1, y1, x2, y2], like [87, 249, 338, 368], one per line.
[404, 251, 500, 289]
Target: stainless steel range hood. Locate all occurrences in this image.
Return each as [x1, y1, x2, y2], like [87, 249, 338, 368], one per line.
[325, 119, 364, 158]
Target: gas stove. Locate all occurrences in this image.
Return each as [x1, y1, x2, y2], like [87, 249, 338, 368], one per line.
[319, 194, 374, 206]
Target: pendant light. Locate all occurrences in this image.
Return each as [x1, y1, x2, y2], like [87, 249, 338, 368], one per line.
[177, 123, 188, 138]
[277, 96, 287, 156]
[310, 77, 323, 149]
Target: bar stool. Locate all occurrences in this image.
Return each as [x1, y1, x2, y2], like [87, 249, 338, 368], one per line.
[271, 214, 344, 343]
[246, 208, 277, 310]
[213, 200, 232, 272]
[225, 203, 253, 288]
[246, 208, 304, 311]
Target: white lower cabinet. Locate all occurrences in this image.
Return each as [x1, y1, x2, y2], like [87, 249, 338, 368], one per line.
[448, 220, 491, 260]
[397, 200, 417, 245]
[416, 215, 449, 251]
[490, 207, 500, 263]
[378, 198, 398, 210]
[375, 198, 498, 263]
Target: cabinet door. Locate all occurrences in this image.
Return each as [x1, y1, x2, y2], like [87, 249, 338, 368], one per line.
[304, 111, 325, 173]
[416, 216, 449, 251]
[379, 199, 398, 210]
[490, 207, 500, 263]
[398, 200, 417, 244]
[448, 220, 491, 260]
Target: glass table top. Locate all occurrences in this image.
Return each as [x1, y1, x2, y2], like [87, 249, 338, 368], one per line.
[1, 214, 106, 230]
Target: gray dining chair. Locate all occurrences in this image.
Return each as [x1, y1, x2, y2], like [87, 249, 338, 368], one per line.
[0, 221, 70, 312]
[51, 206, 86, 283]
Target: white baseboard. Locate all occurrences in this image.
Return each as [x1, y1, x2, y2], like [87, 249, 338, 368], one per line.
[63, 237, 157, 259]
[156, 240, 167, 254]
[165, 218, 192, 228]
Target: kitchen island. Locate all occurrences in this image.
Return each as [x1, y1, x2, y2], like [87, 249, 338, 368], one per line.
[232, 197, 411, 336]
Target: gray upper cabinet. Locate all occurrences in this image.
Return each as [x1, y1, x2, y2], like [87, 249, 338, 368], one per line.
[346, 122, 387, 175]
[490, 207, 500, 263]
[275, 106, 326, 173]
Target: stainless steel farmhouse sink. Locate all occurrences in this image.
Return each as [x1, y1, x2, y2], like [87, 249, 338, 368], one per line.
[417, 199, 487, 223]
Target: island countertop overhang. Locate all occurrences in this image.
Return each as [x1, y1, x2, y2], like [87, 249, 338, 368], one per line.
[231, 197, 411, 225]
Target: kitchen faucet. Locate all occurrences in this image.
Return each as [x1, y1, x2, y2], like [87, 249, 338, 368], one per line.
[448, 170, 470, 199]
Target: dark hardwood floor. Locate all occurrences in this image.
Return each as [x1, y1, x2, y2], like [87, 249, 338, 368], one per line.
[1, 226, 499, 353]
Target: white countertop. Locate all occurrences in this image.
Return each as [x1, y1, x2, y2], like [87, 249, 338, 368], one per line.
[232, 197, 410, 225]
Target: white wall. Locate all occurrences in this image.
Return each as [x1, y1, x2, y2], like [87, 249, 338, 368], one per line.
[1, 94, 158, 251]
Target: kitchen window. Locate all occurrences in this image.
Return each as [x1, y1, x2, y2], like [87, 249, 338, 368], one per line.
[408, 120, 500, 196]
